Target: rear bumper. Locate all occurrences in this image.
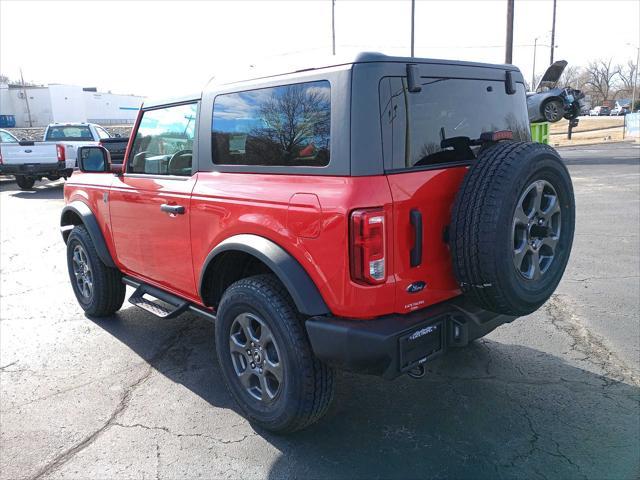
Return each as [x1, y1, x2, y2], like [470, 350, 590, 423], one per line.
[305, 297, 516, 379]
[0, 162, 70, 176]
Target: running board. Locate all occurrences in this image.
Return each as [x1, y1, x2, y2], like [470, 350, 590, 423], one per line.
[122, 277, 216, 322]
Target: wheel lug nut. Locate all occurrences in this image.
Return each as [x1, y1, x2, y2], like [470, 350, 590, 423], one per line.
[259, 368, 263, 373]
[246, 349, 251, 354]
[251, 362, 256, 368]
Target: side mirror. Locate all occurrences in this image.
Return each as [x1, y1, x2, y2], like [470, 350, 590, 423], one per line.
[77, 146, 111, 173]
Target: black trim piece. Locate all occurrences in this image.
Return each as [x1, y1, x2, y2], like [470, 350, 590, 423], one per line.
[409, 209, 423, 267]
[385, 159, 471, 175]
[199, 234, 329, 316]
[505, 70, 516, 95]
[122, 173, 192, 181]
[122, 276, 217, 323]
[60, 201, 116, 268]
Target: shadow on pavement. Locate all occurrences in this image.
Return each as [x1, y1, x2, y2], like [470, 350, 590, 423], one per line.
[89, 307, 640, 480]
[5, 181, 64, 200]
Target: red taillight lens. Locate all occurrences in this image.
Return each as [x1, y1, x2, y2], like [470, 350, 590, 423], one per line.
[350, 208, 386, 285]
[56, 144, 65, 162]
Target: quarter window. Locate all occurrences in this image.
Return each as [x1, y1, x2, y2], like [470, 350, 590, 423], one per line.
[212, 80, 331, 167]
[127, 103, 197, 176]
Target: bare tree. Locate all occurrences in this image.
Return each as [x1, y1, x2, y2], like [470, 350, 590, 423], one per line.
[559, 65, 587, 89]
[616, 59, 637, 98]
[583, 58, 620, 104]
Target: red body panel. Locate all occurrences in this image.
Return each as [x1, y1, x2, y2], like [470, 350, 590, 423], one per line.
[64, 164, 465, 319]
[190, 172, 396, 318]
[386, 167, 467, 313]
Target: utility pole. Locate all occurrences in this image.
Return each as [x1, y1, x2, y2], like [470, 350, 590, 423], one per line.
[505, 0, 514, 64]
[410, 0, 415, 57]
[550, 0, 557, 64]
[331, 0, 336, 56]
[531, 37, 538, 89]
[632, 45, 639, 112]
[19, 68, 33, 128]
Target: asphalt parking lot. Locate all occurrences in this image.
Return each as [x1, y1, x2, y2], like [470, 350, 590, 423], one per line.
[1, 142, 639, 480]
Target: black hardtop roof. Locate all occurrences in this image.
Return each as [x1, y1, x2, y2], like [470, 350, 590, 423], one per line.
[144, 52, 522, 108]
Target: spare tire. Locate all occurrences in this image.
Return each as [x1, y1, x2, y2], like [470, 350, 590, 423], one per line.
[450, 142, 575, 316]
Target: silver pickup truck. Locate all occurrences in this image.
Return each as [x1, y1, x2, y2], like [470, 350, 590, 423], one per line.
[0, 129, 71, 190]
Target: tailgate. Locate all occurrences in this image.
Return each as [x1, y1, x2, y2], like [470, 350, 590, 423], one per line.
[387, 167, 466, 314]
[0, 143, 58, 165]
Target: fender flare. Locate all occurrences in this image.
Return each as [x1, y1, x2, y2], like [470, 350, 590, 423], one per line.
[199, 234, 330, 316]
[60, 201, 116, 268]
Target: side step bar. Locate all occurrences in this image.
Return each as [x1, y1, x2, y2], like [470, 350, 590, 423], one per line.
[122, 277, 216, 322]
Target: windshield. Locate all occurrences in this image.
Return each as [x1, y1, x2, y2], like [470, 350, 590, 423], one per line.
[45, 126, 93, 141]
[380, 77, 530, 170]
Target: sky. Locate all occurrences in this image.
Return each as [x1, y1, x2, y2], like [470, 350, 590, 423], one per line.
[1, 0, 638, 98]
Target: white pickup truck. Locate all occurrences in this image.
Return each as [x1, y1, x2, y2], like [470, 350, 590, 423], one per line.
[0, 123, 122, 190]
[0, 129, 70, 190]
[43, 123, 112, 163]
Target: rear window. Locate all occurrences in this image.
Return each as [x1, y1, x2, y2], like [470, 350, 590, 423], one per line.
[212, 80, 331, 167]
[380, 77, 531, 171]
[45, 126, 93, 141]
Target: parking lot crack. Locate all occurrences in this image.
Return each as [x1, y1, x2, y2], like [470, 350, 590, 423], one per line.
[112, 422, 256, 445]
[27, 323, 194, 480]
[545, 295, 640, 386]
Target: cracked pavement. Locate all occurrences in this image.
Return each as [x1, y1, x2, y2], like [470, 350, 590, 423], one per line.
[1, 143, 639, 479]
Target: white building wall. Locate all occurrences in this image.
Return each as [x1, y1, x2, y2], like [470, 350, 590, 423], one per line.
[6, 87, 53, 127]
[84, 91, 142, 125]
[0, 83, 143, 127]
[49, 85, 87, 123]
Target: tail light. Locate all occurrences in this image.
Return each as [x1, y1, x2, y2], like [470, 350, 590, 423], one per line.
[56, 144, 65, 162]
[350, 208, 386, 285]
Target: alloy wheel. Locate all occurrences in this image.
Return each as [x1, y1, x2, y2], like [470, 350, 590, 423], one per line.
[512, 180, 562, 280]
[228, 312, 283, 402]
[72, 244, 94, 299]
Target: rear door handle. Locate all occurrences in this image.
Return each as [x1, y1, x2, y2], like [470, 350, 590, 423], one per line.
[160, 204, 185, 215]
[410, 209, 423, 267]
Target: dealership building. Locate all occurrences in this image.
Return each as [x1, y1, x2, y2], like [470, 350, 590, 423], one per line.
[0, 83, 144, 127]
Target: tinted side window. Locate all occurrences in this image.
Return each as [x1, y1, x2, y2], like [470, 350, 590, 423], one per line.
[127, 103, 197, 176]
[212, 80, 330, 167]
[380, 77, 530, 170]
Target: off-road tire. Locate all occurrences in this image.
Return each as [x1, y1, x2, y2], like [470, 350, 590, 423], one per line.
[66, 225, 125, 316]
[450, 141, 575, 316]
[15, 176, 35, 190]
[215, 274, 335, 433]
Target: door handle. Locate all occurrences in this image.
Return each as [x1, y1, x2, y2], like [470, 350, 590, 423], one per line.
[160, 204, 185, 215]
[410, 209, 423, 267]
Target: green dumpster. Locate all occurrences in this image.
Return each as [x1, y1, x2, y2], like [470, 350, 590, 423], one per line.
[530, 122, 549, 144]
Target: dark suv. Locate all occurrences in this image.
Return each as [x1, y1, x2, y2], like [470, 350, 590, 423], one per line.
[62, 53, 575, 432]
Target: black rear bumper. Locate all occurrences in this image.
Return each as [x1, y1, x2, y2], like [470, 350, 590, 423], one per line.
[305, 297, 516, 379]
[0, 162, 69, 176]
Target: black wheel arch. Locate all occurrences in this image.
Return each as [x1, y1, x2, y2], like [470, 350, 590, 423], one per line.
[199, 234, 330, 317]
[60, 201, 116, 268]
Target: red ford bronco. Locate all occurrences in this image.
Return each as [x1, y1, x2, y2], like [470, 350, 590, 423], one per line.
[62, 53, 575, 432]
